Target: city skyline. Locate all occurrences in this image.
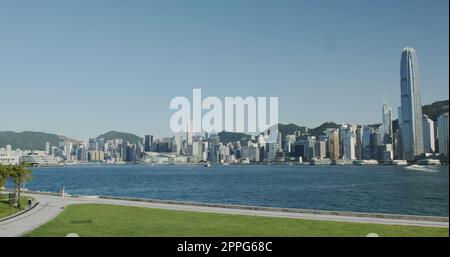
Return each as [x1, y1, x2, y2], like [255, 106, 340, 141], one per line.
[3, 45, 448, 165]
[0, 0, 449, 139]
[0, 95, 446, 143]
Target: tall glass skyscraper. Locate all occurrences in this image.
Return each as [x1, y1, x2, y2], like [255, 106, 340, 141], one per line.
[399, 47, 424, 160]
[381, 102, 393, 144]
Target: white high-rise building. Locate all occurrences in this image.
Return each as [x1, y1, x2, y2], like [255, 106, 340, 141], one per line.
[342, 125, 356, 160]
[399, 47, 424, 160]
[45, 142, 51, 155]
[437, 113, 449, 155]
[284, 135, 296, 153]
[422, 115, 435, 153]
[171, 134, 183, 155]
[187, 120, 194, 145]
[5, 145, 12, 156]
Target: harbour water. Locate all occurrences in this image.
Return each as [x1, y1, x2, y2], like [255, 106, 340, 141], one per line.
[24, 164, 449, 217]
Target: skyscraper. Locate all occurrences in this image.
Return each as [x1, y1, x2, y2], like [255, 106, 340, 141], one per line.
[395, 106, 404, 160]
[362, 125, 373, 160]
[342, 124, 356, 160]
[422, 115, 435, 153]
[437, 113, 449, 155]
[187, 120, 194, 145]
[381, 102, 393, 144]
[328, 129, 340, 160]
[399, 47, 424, 160]
[45, 142, 51, 155]
[144, 135, 153, 152]
[173, 134, 183, 155]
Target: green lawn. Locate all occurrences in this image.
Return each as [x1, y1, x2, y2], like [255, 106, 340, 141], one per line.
[26, 204, 448, 237]
[0, 194, 28, 220]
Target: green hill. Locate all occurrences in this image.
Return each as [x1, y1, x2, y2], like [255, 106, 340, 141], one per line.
[218, 131, 252, 144]
[220, 122, 338, 144]
[0, 131, 72, 150]
[97, 131, 143, 144]
[277, 123, 307, 136]
[307, 122, 340, 137]
[422, 100, 449, 121]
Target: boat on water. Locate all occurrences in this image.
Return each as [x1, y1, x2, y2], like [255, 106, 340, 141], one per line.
[404, 164, 439, 172]
[418, 159, 441, 165]
[203, 162, 211, 167]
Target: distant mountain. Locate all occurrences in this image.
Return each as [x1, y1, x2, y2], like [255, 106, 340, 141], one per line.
[218, 131, 252, 144]
[0, 131, 77, 150]
[265, 122, 339, 138]
[422, 100, 449, 121]
[218, 122, 339, 144]
[307, 122, 340, 137]
[97, 131, 143, 144]
[277, 123, 307, 136]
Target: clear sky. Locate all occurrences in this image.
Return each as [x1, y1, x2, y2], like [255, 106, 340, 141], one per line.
[0, 0, 448, 140]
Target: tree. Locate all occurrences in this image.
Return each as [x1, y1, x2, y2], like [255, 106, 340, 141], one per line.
[8, 164, 32, 208]
[0, 164, 9, 188]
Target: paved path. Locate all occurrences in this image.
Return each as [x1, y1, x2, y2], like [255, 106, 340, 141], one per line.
[0, 192, 448, 237]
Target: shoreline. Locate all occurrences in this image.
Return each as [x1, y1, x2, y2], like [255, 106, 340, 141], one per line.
[1, 190, 448, 237]
[14, 190, 450, 222]
[31, 162, 450, 168]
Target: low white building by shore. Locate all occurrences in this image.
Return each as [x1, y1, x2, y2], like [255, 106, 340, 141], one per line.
[0, 156, 20, 165]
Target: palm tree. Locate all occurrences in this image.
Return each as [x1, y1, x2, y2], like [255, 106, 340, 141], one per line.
[0, 164, 12, 205]
[0, 164, 8, 189]
[9, 164, 32, 209]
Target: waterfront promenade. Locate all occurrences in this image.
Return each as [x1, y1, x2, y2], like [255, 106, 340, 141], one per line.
[0, 191, 448, 237]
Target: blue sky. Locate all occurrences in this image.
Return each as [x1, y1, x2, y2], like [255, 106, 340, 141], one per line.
[0, 0, 448, 139]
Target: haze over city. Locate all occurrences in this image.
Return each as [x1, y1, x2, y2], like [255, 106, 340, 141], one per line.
[0, 0, 448, 139]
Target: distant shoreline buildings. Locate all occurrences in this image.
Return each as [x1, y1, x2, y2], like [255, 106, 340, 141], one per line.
[1, 48, 449, 166]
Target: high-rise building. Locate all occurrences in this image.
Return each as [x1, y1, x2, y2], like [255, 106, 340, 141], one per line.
[381, 144, 394, 161]
[144, 135, 153, 152]
[88, 138, 97, 151]
[422, 115, 435, 153]
[284, 135, 296, 153]
[241, 143, 260, 162]
[208, 133, 220, 163]
[187, 120, 194, 145]
[173, 134, 183, 155]
[328, 129, 340, 160]
[121, 141, 129, 162]
[300, 136, 316, 161]
[395, 106, 404, 160]
[399, 47, 424, 160]
[362, 125, 373, 159]
[45, 142, 51, 155]
[437, 113, 449, 155]
[266, 142, 278, 162]
[314, 141, 326, 159]
[88, 150, 104, 162]
[5, 145, 12, 156]
[277, 131, 282, 153]
[381, 102, 393, 144]
[342, 125, 356, 160]
[355, 125, 364, 160]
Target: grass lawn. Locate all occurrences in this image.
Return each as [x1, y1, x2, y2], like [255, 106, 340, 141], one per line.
[0, 194, 28, 220]
[26, 204, 449, 237]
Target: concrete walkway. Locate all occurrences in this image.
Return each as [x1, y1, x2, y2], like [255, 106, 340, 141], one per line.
[0, 192, 448, 237]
